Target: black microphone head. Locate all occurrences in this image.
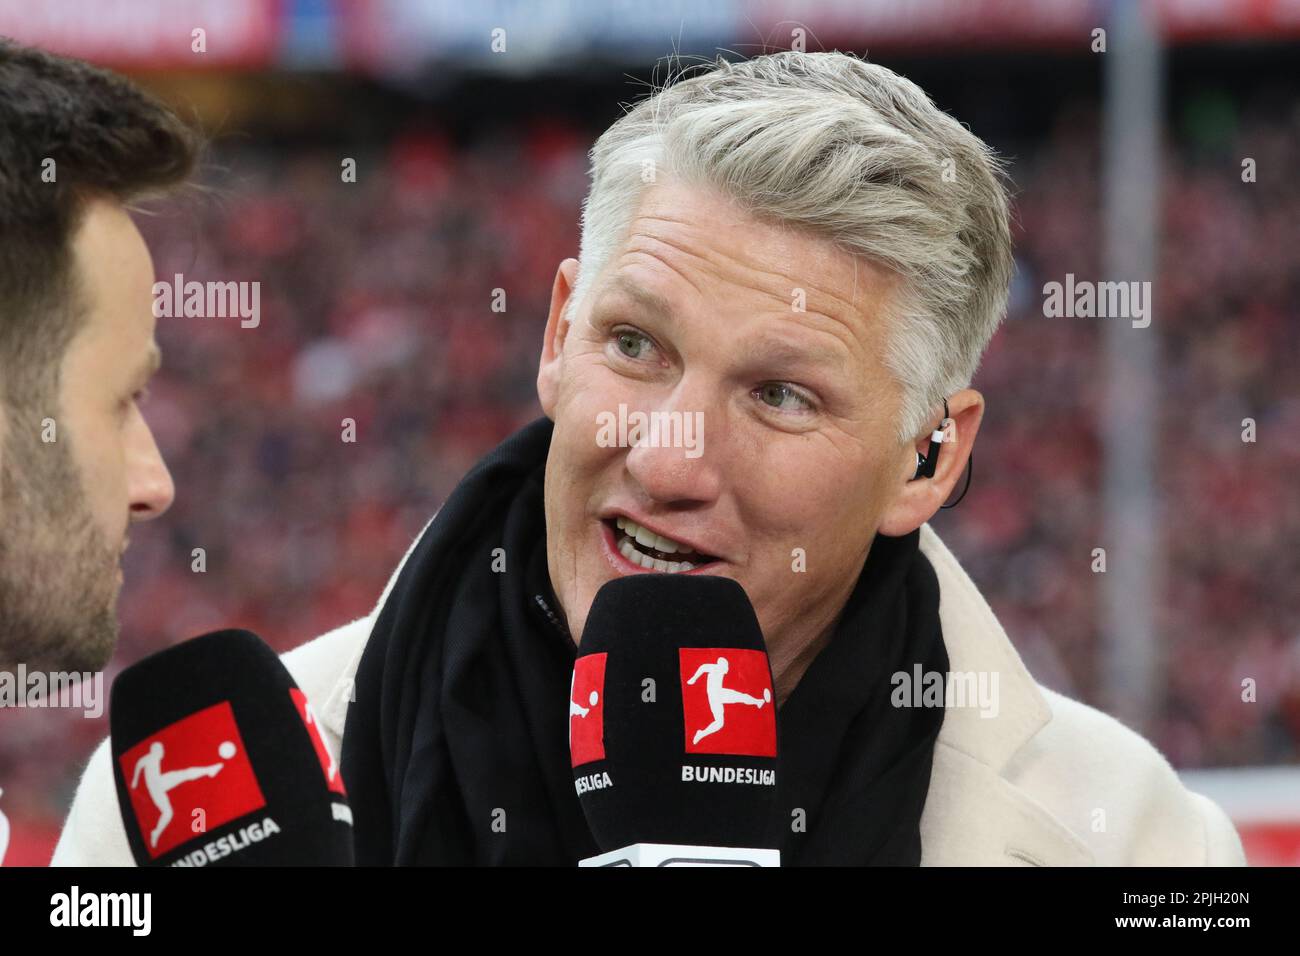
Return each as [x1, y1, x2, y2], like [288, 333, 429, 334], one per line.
[570, 574, 778, 851]
[109, 629, 353, 866]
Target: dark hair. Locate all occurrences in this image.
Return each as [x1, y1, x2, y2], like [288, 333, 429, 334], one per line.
[0, 38, 200, 407]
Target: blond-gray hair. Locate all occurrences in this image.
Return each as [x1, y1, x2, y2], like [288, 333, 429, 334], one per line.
[568, 51, 1014, 444]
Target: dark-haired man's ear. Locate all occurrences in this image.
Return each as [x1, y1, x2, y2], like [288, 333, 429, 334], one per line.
[877, 388, 984, 537]
[537, 257, 579, 419]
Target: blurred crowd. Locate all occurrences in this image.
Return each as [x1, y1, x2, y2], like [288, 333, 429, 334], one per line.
[953, 92, 1300, 769]
[2, 89, 1296, 861]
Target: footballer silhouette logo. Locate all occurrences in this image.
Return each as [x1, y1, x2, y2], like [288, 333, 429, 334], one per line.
[118, 701, 266, 859]
[569, 653, 607, 767]
[290, 687, 346, 796]
[679, 648, 776, 757]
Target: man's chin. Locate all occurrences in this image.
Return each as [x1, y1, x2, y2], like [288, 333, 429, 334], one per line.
[0, 438, 124, 673]
[0, 593, 119, 673]
[69, 610, 118, 673]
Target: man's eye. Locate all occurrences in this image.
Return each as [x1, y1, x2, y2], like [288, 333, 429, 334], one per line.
[613, 328, 655, 361]
[755, 383, 814, 413]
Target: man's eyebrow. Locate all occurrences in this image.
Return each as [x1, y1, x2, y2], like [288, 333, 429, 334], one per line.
[593, 275, 853, 375]
[739, 337, 853, 376]
[590, 276, 676, 322]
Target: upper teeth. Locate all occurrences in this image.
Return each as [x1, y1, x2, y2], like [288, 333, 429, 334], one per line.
[614, 516, 707, 573]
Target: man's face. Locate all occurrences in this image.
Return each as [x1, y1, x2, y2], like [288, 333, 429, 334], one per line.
[537, 179, 916, 669]
[0, 198, 174, 671]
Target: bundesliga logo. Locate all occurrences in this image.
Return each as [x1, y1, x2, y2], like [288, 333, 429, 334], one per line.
[678, 647, 775, 758]
[570, 654, 612, 796]
[569, 647, 776, 793]
[118, 701, 266, 859]
[570, 653, 607, 767]
[290, 687, 347, 796]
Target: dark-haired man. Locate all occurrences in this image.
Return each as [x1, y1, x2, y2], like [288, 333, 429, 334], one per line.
[0, 39, 198, 673]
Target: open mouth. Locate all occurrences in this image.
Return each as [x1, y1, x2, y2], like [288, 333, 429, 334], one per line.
[604, 516, 720, 573]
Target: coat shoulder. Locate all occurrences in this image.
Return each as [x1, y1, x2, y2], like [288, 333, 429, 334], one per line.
[282, 611, 376, 758]
[49, 734, 129, 866]
[281, 615, 372, 710]
[1007, 685, 1247, 865]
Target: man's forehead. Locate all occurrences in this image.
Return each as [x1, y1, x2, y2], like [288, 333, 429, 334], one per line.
[638, 179, 864, 258]
[68, 200, 158, 339]
[610, 182, 893, 325]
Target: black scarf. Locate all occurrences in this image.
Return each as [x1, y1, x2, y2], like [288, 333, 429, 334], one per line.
[340, 416, 948, 865]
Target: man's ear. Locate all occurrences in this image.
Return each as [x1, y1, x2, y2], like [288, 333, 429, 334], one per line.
[877, 388, 984, 536]
[537, 258, 579, 419]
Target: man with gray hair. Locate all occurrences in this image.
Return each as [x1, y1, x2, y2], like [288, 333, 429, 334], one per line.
[53, 51, 1244, 866]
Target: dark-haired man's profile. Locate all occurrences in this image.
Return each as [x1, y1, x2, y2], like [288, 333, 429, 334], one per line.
[0, 40, 198, 672]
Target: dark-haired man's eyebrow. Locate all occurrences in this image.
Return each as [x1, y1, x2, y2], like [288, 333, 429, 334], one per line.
[131, 344, 161, 388]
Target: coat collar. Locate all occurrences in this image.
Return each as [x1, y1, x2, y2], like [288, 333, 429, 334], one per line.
[917, 523, 1095, 865]
[917, 523, 1049, 773]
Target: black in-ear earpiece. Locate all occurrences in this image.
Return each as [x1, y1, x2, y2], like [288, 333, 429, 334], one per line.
[910, 396, 973, 509]
[912, 397, 951, 481]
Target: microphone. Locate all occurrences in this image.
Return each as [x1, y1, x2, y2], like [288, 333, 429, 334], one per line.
[570, 574, 781, 866]
[109, 629, 353, 866]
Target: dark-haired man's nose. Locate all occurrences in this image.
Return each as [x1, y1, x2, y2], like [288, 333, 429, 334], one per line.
[127, 417, 175, 521]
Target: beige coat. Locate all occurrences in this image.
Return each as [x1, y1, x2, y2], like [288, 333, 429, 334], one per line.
[51, 523, 1246, 866]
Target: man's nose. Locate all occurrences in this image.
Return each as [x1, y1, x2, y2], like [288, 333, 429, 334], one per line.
[622, 401, 721, 506]
[128, 418, 175, 521]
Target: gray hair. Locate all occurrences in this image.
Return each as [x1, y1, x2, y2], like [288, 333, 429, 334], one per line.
[568, 51, 1014, 444]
